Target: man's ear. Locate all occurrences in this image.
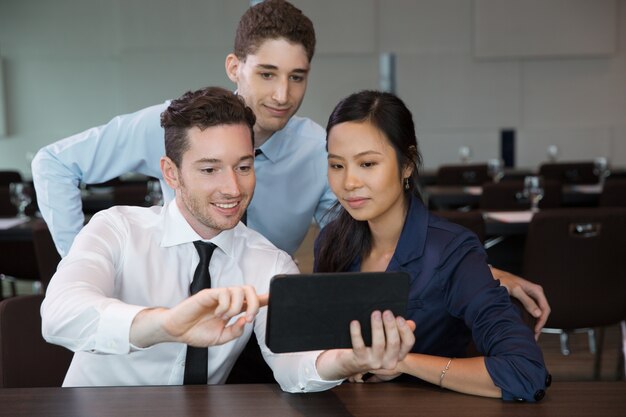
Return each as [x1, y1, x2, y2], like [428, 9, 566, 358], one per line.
[161, 156, 180, 190]
[225, 53, 240, 83]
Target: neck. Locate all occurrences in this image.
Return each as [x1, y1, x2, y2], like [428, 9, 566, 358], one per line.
[367, 196, 409, 255]
[253, 126, 273, 148]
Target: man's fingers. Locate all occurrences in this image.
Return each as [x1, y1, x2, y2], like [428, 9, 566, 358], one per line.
[258, 293, 269, 308]
[216, 316, 247, 345]
[512, 286, 542, 318]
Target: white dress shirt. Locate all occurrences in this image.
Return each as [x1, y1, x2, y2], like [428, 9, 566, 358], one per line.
[31, 101, 336, 257]
[41, 200, 342, 392]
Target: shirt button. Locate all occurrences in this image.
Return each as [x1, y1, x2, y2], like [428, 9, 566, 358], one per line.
[545, 373, 552, 387]
[534, 389, 546, 401]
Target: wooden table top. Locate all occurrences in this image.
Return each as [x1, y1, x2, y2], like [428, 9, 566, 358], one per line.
[1, 381, 624, 417]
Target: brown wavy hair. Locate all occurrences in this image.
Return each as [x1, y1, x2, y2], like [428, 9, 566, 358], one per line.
[234, 0, 316, 62]
[160, 86, 256, 167]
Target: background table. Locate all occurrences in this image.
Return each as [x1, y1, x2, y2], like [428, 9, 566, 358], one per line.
[1, 382, 624, 417]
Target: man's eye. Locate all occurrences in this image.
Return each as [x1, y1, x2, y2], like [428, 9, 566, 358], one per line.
[260, 73, 273, 80]
[290, 75, 305, 82]
[202, 168, 215, 174]
[237, 165, 253, 175]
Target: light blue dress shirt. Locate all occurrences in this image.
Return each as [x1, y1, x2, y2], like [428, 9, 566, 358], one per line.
[32, 100, 336, 257]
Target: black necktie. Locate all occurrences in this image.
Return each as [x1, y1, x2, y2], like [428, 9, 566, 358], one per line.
[183, 241, 217, 385]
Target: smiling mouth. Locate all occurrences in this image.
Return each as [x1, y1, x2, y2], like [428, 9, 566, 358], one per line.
[213, 202, 239, 209]
[264, 105, 291, 115]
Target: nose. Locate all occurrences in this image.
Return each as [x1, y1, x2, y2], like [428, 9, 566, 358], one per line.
[272, 78, 289, 104]
[343, 167, 361, 191]
[220, 168, 242, 197]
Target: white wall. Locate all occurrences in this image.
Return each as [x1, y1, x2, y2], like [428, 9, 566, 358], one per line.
[0, 0, 624, 177]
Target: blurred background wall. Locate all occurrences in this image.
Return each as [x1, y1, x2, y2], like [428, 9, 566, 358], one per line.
[0, 0, 624, 177]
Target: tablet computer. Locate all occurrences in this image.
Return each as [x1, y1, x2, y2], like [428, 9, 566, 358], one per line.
[265, 272, 410, 353]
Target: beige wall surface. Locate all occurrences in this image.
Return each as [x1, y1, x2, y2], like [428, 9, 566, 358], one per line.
[0, 0, 624, 176]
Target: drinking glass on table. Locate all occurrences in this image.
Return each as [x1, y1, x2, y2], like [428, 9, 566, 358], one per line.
[9, 182, 33, 218]
[523, 176, 544, 212]
[145, 179, 164, 206]
[487, 158, 504, 183]
[593, 157, 610, 187]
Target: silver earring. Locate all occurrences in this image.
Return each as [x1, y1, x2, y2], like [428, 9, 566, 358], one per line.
[404, 177, 410, 190]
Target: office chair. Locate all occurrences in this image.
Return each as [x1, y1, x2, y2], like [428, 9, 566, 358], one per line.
[0, 171, 23, 186]
[599, 178, 626, 208]
[523, 208, 626, 379]
[0, 294, 73, 387]
[31, 221, 61, 292]
[480, 180, 561, 211]
[538, 162, 598, 185]
[436, 163, 490, 186]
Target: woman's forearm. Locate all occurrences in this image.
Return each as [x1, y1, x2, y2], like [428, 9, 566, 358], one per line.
[398, 354, 501, 398]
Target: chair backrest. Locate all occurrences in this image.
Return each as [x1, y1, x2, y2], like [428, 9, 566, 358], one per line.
[436, 164, 490, 186]
[32, 221, 62, 291]
[0, 295, 73, 387]
[435, 210, 486, 243]
[0, 170, 23, 186]
[480, 180, 561, 211]
[0, 187, 17, 216]
[112, 183, 149, 207]
[538, 162, 598, 185]
[522, 208, 626, 330]
[599, 178, 626, 208]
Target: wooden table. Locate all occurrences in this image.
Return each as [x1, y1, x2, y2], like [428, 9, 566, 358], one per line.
[1, 382, 624, 417]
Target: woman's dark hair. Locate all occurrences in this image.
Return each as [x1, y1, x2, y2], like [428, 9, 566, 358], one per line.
[316, 90, 423, 273]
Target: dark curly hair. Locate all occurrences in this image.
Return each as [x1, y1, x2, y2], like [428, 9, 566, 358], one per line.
[160, 87, 256, 167]
[234, 0, 316, 62]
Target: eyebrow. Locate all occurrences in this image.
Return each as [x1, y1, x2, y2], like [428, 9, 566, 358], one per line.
[193, 155, 254, 164]
[327, 150, 383, 160]
[256, 64, 309, 74]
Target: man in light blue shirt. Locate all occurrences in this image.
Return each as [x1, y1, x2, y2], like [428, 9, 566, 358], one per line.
[32, 1, 332, 258]
[31, 0, 550, 332]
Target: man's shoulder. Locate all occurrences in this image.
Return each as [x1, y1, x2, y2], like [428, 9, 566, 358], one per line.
[233, 224, 292, 257]
[91, 205, 162, 229]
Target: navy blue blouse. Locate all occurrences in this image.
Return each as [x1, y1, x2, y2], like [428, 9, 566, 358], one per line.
[314, 195, 548, 402]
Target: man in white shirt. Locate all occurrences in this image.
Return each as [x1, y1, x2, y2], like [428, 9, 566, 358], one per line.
[41, 86, 416, 389]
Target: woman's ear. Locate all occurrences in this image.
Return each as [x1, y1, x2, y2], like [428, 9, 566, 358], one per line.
[225, 53, 240, 83]
[160, 156, 180, 190]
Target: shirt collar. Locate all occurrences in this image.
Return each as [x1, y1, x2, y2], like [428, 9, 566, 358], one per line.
[388, 195, 429, 268]
[160, 198, 236, 257]
[255, 117, 298, 163]
[346, 194, 428, 271]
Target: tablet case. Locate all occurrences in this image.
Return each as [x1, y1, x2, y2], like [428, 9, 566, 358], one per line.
[265, 272, 410, 353]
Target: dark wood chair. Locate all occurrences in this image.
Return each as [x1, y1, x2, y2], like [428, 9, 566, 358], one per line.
[523, 208, 626, 379]
[32, 221, 62, 292]
[0, 170, 22, 186]
[0, 295, 73, 387]
[538, 162, 598, 185]
[436, 163, 490, 186]
[599, 178, 626, 208]
[480, 180, 561, 211]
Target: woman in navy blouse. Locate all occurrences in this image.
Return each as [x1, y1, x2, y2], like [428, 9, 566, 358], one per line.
[314, 90, 549, 402]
